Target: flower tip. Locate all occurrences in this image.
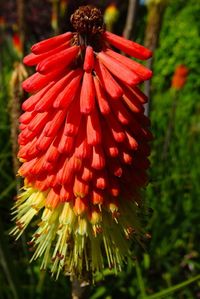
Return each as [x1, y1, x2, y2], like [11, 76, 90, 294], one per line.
[107, 200, 119, 214]
[144, 49, 153, 60]
[22, 81, 30, 92]
[36, 64, 46, 74]
[31, 44, 37, 53]
[23, 55, 30, 66]
[89, 208, 102, 225]
[74, 197, 88, 215]
[83, 46, 94, 72]
[91, 190, 104, 205]
[146, 70, 153, 80]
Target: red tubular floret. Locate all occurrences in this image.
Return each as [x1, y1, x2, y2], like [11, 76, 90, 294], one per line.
[102, 122, 119, 157]
[45, 188, 60, 208]
[80, 72, 95, 114]
[36, 46, 79, 75]
[94, 59, 123, 99]
[34, 69, 79, 112]
[75, 121, 92, 159]
[131, 86, 148, 104]
[22, 82, 54, 112]
[104, 112, 126, 143]
[53, 70, 83, 108]
[19, 111, 35, 124]
[31, 32, 73, 54]
[58, 134, 74, 155]
[121, 84, 144, 113]
[22, 66, 67, 93]
[43, 110, 66, 137]
[64, 93, 82, 136]
[23, 42, 71, 66]
[104, 48, 152, 81]
[83, 46, 94, 72]
[98, 51, 141, 86]
[108, 97, 133, 125]
[28, 111, 50, 133]
[87, 105, 102, 145]
[103, 31, 152, 60]
[91, 145, 105, 170]
[93, 76, 110, 115]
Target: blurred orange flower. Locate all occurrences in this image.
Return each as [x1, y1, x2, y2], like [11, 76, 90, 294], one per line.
[171, 64, 189, 89]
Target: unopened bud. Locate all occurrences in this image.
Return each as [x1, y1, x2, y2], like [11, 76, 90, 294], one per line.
[74, 197, 88, 215]
[89, 208, 102, 225]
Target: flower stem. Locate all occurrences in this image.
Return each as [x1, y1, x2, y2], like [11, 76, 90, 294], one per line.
[71, 277, 90, 299]
[17, 0, 25, 56]
[123, 0, 139, 40]
[143, 0, 168, 116]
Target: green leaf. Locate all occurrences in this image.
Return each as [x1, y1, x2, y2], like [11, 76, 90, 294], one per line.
[147, 274, 200, 299]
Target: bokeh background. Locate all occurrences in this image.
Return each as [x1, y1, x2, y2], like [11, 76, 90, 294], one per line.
[0, 0, 200, 298]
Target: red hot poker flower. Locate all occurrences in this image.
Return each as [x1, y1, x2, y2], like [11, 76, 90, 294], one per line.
[11, 5, 153, 279]
[171, 64, 189, 90]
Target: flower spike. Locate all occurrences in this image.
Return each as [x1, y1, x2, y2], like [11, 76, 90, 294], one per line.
[11, 5, 153, 280]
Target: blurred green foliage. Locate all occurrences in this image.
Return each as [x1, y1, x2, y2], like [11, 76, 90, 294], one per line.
[144, 0, 200, 297]
[0, 0, 200, 298]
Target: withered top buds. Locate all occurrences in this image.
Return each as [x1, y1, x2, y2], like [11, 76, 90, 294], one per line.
[70, 5, 105, 35]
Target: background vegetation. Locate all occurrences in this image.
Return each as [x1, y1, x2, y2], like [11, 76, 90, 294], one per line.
[0, 0, 200, 298]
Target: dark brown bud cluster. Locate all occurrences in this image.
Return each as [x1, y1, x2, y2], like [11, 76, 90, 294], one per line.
[70, 5, 105, 36]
